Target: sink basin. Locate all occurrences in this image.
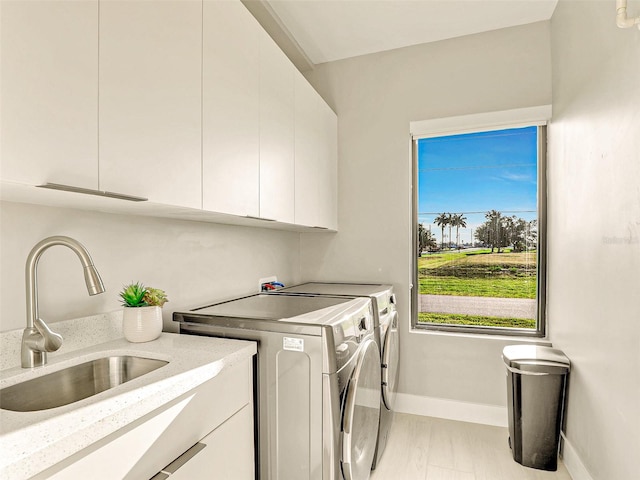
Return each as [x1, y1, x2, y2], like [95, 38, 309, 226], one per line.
[0, 355, 169, 412]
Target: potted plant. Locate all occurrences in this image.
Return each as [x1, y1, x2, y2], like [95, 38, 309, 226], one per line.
[120, 282, 168, 343]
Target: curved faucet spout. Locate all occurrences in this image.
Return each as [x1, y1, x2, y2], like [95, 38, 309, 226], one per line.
[22, 236, 105, 368]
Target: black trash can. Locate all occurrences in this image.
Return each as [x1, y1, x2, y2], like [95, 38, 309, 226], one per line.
[502, 345, 570, 471]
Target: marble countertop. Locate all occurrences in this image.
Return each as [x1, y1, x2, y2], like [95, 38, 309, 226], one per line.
[0, 333, 257, 479]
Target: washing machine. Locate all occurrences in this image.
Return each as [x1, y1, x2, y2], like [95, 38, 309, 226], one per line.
[174, 293, 381, 480]
[269, 283, 400, 469]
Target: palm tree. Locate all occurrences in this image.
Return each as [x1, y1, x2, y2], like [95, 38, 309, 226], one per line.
[417, 223, 437, 256]
[485, 209, 503, 253]
[451, 213, 467, 249]
[434, 212, 449, 250]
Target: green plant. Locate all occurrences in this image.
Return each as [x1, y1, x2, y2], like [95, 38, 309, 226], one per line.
[120, 282, 147, 307]
[119, 282, 168, 308]
[143, 287, 168, 307]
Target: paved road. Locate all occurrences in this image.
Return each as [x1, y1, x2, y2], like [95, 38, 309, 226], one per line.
[420, 294, 536, 319]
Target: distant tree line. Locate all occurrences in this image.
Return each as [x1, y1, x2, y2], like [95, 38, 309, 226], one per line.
[475, 209, 537, 253]
[418, 210, 537, 256]
[418, 223, 437, 256]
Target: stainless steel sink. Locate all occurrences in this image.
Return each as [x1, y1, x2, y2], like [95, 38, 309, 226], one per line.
[0, 355, 169, 412]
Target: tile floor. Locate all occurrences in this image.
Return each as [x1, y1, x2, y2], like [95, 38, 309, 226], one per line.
[370, 413, 573, 480]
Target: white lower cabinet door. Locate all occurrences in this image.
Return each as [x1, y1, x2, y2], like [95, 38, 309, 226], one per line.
[157, 404, 255, 480]
[31, 359, 252, 480]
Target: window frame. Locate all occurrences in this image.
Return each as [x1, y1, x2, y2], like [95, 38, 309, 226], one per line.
[410, 109, 549, 337]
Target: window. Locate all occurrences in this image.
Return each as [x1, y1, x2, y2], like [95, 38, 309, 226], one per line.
[411, 117, 547, 336]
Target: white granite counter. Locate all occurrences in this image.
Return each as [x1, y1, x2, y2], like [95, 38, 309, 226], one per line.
[0, 333, 257, 479]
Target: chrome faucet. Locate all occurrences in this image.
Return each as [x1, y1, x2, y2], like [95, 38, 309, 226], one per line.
[22, 236, 105, 368]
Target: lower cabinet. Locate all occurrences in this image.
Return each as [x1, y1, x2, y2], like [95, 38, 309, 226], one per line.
[32, 358, 254, 480]
[154, 405, 254, 480]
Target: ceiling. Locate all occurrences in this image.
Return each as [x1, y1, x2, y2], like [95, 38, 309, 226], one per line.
[259, 0, 558, 67]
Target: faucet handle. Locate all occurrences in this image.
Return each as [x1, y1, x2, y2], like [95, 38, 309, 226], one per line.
[32, 318, 63, 352]
[22, 319, 63, 368]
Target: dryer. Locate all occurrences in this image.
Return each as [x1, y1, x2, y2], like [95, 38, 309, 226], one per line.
[270, 283, 400, 469]
[175, 293, 381, 480]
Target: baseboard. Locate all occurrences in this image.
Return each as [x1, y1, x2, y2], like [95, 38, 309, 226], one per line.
[395, 393, 508, 427]
[560, 433, 594, 480]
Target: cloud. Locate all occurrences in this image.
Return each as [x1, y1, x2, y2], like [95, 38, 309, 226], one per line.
[500, 172, 533, 182]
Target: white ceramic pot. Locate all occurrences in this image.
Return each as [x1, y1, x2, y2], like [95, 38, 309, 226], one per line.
[122, 306, 163, 343]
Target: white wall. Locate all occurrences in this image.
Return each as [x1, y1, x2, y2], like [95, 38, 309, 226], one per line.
[548, 1, 640, 479]
[301, 22, 552, 408]
[0, 201, 301, 333]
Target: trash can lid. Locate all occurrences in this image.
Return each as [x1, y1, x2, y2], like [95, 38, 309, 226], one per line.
[503, 345, 570, 373]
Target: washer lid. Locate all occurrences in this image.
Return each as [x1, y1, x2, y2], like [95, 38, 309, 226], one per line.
[277, 282, 394, 314]
[341, 338, 381, 480]
[190, 294, 366, 325]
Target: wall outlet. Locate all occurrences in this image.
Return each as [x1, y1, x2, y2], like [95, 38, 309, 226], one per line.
[258, 276, 278, 292]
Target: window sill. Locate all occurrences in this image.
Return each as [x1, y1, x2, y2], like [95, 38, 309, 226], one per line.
[409, 325, 551, 344]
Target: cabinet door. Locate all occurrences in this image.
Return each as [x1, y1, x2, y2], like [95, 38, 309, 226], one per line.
[34, 358, 253, 480]
[317, 101, 338, 230]
[0, 0, 98, 188]
[164, 405, 254, 480]
[294, 73, 338, 230]
[202, 0, 260, 217]
[294, 72, 321, 227]
[99, 0, 202, 208]
[259, 31, 295, 223]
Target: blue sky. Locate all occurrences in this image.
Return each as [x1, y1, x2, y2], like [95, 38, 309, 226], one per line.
[417, 126, 538, 244]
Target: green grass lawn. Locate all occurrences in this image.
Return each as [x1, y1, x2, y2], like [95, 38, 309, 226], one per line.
[418, 249, 537, 299]
[419, 249, 536, 269]
[418, 312, 536, 329]
[419, 276, 536, 298]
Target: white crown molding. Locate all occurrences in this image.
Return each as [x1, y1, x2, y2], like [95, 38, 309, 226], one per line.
[240, 0, 315, 72]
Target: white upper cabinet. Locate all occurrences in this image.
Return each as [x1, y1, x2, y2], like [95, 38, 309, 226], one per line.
[259, 31, 295, 223]
[202, 0, 260, 217]
[294, 72, 321, 227]
[0, 0, 98, 188]
[317, 101, 338, 231]
[1, 0, 337, 231]
[99, 0, 202, 208]
[202, 0, 335, 228]
[294, 72, 338, 230]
